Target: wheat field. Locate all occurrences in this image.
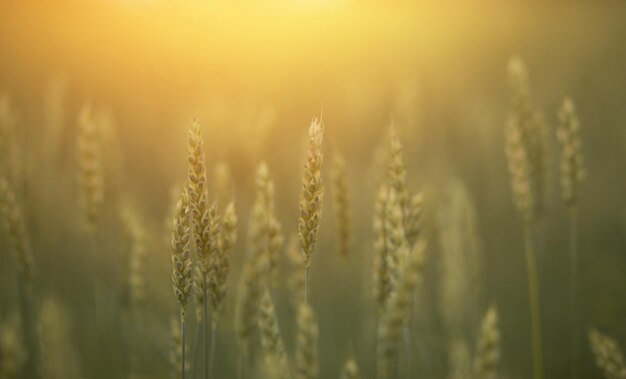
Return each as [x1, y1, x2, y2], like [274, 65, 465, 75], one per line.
[1, 1, 626, 379]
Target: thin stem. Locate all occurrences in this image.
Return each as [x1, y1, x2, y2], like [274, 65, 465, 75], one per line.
[569, 206, 579, 379]
[208, 320, 217, 379]
[524, 224, 544, 379]
[403, 327, 411, 378]
[90, 231, 102, 377]
[304, 266, 310, 304]
[17, 279, 41, 379]
[203, 277, 208, 379]
[181, 316, 186, 379]
[191, 316, 201, 379]
[238, 348, 247, 379]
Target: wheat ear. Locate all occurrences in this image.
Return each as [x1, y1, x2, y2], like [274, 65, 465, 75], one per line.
[507, 57, 550, 220]
[404, 191, 424, 248]
[386, 125, 409, 226]
[339, 357, 359, 379]
[0, 177, 41, 379]
[171, 189, 193, 379]
[373, 184, 392, 313]
[589, 329, 626, 379]
[77, 105, 104, 233]
[298, 118, 324, 303]
[186, 120, 218, 379]
[207, 201, 236, 379]
[473, 306, 500, 379]
[0, 177, 35, 286]
[258, 288, 291, 379]
[209, 201, 237, 325]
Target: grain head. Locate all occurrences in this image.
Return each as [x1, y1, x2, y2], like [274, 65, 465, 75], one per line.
[557, 97, 585, 207]
[298, 118, 324, 268]
[77, 105, 104, 233]
[171, 190, 193, 318]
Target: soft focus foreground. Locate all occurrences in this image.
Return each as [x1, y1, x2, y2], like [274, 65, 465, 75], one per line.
[1, 1, 626, 379]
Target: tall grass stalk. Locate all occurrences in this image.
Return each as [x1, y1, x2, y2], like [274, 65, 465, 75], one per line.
[523, 225, 543, 379]
[208, 323, 217, 379]
[17, 278, 41, 379]
[557, 98, 585, 379]
[568, 207, 579, 379]
[203, 280, 208, 379]
[181, 317, 187, 379]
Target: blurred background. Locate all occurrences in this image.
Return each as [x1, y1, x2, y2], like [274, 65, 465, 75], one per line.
[1, 0, 626, 378]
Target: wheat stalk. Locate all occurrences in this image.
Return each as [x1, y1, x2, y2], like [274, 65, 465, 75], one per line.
[330, 153, 350, 257]
[295, 302, 319, 379]
[557, 97, 586, 378]
[473, 306, 499, 379]
[191, 264, 205, 379]
[298, 118, 324, 303]
[287, 234, 306, 307]
[170, 317, 188, 379]
[186, 120, 219, 379]
[505, 57, 545, 379]
[589, 329, 626, 379]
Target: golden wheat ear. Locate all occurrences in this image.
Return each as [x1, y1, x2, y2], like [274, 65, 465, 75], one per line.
[298, 118, 325, 303]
